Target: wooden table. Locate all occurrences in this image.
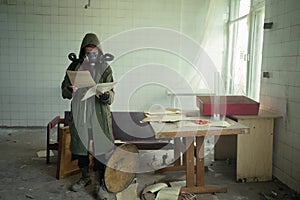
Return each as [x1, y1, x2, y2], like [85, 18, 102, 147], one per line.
[150, 117, 249, 194]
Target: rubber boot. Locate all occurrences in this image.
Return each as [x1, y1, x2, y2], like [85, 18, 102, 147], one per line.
[93, 170, 102, 195]
[71, 167, 91, 192]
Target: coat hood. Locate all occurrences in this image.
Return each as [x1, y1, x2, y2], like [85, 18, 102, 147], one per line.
[79, 33, 103, 59]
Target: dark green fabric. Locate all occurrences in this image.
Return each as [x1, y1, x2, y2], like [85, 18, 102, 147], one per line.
[61, 33, 115, 156]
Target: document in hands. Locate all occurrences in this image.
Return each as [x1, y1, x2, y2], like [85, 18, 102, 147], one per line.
[81, 82, 117, 101]
[67, 70, 96, 88]
[66, 70, 117, 101]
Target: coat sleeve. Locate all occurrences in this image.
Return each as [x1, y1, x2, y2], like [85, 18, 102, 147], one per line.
[61, 62, 77, 100]
[97, 65, 115, 105]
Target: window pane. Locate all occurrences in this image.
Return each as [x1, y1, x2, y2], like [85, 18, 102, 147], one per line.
[248, 9, 265, 101]
[230, 0, 251, 20]
[230, 17, 249, 95]
[238, 0, 251, 17]
[226, 0, 265, 99]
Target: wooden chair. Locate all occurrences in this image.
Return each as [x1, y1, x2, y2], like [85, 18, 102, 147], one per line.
[46, 116, 64, 164]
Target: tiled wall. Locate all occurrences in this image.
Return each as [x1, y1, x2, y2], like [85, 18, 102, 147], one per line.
[0, 0, 228, 126]
[261, 0, 300, 192]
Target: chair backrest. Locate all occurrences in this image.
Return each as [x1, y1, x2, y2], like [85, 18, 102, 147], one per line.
[48, 116, 61, 129]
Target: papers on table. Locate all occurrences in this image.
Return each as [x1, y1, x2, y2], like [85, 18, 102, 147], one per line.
[144, 108, 181, 115]
[141, 108, 182, 123]
[141, 114, 184, 123]
[209, 120, 231, 128]
[142, 108, 232, 128]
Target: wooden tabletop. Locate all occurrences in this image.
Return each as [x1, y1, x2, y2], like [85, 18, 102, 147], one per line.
[229, 109, 282, 120]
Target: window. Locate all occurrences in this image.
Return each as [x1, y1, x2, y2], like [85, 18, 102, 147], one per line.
[225, 0, 265, 101]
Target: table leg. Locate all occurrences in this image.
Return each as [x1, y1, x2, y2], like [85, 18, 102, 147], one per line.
[174, 138, 181, 166]
[156, 136, 228, 194]
[196, 137, 204, 186]
[181, 136, 227, 194]
[182, 137, 186, 167]
[185, 137, 194, 187]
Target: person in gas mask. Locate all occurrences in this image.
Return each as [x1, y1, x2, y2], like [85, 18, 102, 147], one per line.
[61, 33, 116, 199]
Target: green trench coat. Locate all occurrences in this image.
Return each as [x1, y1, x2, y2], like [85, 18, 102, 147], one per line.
[61, 33, 115, 156]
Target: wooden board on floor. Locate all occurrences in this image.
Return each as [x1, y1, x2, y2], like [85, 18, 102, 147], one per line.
[56, 126, 92, 179]
[56, 126, 79, 179]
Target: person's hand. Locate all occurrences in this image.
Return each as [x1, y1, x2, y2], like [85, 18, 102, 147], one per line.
[69, 86, 78, 92]
[96, 91, 103, 98]
[96, 88, 103, 96]
[100, 91, 110, 100]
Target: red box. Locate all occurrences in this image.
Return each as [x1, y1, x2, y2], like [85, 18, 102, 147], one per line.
[196, 95, 260, 115]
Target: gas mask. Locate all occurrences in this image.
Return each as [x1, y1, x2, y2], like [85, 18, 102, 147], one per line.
[68, 52, 114, 64]
[85, 51, 99, 66]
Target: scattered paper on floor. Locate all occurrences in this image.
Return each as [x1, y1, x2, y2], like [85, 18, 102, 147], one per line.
[116, 183, 140, 200]
[155, 187, 181, 200]
[141, 183, 168, 200]
[142, 183, 168, 194]
[37, 150, 53, 158]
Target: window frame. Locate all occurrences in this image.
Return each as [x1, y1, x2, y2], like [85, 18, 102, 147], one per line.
[224, 0, 265, 101]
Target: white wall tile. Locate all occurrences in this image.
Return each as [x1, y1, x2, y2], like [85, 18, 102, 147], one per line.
[1, 1, 227, 127]
[285, 0, 300, 12]
[262, 0, 300, 192]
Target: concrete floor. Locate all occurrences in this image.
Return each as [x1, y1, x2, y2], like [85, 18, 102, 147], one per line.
[0, 127, 299, 200]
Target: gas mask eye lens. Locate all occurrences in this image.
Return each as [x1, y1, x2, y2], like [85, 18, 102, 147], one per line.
[87, 52, 97, 56]
[86, 52, 98, 65]
[86, 52, 98, 58]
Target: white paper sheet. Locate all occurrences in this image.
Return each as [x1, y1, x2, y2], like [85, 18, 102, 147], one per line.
[141, 183, 168, 198]
[144, 108, 181, 115]
[81, 82, 117, 101]
[37, 150, 53, 158]
[155, 187, 181, 200]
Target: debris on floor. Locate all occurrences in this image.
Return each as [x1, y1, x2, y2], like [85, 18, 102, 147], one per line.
[155, 187, 181, 200]
[179, 192, 197, 200]
[259, 192, 273, 200]
[140, 181, 186, 200]
[37, 150, 54, 158]
[25, 194, 34, 199]
[141, 182, 168, 200]
[1, 128, 299, 200]
[259, 178, 300, 200]
[116, 182, 140, 200]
